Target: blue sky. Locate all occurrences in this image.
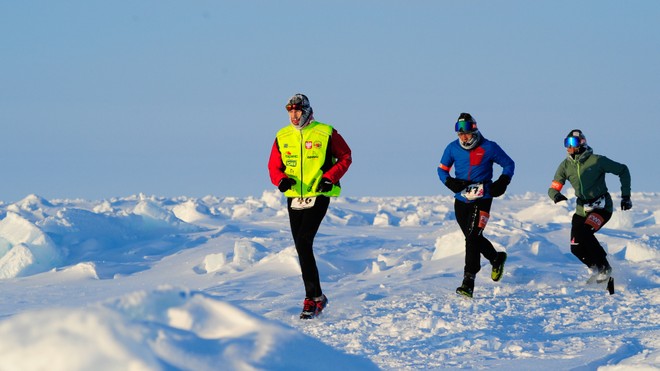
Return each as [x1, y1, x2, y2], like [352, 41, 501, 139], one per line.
[2, 1, 659, 202]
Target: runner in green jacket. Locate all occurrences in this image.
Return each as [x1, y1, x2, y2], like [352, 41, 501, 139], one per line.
[548, 129, 632, 283]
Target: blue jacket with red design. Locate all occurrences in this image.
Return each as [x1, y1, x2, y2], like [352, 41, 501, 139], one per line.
[437, 136, 515, 202]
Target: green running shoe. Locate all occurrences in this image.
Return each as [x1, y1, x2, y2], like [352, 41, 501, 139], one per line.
[456, 273, 475, 298]
[491, 252, 507, 282]
[456, 285, 473, 298]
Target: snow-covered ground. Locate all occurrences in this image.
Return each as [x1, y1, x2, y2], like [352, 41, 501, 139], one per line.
[0, 190, 658, 370]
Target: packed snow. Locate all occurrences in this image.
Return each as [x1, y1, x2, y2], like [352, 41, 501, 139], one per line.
[0, 190, 658, 370]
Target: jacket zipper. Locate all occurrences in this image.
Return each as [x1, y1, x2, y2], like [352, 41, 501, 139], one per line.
[576, 161, 583, 199]
[299, 130, 304, 197]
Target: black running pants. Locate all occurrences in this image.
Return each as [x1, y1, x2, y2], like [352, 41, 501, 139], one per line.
[570, 210, 612, 268]
[454, 198, 498, 275]
[287, 196, 330, 299]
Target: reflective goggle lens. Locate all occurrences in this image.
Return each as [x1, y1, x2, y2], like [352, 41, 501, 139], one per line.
[455, 120, 476, 133]
[564, 136, 581, 148]
[286, 104, 302, 111]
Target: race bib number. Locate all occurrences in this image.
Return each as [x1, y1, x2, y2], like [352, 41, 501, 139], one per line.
[291, 197, 316, 210]
[462, 183, 484, 200]
[583, 195, 606, 213]
[585, 213, 605, 231]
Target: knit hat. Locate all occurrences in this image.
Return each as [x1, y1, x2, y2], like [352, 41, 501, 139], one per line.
[564, 129, 589, 159]
[455, 112, 478, 133]
[564, 129, 587, 148]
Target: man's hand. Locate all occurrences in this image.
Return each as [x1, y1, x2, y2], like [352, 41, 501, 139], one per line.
[490, 175, 511, 197]
[553, 193, 568, 204]
[621, 195, 633, 211]
[316, 178, 333, 193]
[445, 177, 470, 193]
[278, 178, 296, 192]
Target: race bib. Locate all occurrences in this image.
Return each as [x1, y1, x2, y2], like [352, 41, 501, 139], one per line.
[291, 197, 316, 210]
[462, 183, 484, 200]
[583, 195, 606, 213]
[585, 213, 605, 231]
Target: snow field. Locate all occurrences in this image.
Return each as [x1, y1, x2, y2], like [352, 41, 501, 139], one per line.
[0, 191, 658, 370]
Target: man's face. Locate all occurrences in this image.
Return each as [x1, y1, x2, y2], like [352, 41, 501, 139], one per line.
[458, 132, 473, 142]
[288, 109, 302, 126]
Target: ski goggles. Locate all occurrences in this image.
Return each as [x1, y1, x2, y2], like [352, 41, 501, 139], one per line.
[286, 103, 305, 111]
[564, 136, 581, 148]
[455, 120, 477, 133]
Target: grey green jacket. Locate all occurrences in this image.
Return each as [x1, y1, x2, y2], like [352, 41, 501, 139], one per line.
[548, 147, 631, 216]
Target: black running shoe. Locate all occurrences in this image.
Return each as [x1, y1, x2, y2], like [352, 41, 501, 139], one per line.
[456, 285, 474, 298]
[456, 273, 475, 298]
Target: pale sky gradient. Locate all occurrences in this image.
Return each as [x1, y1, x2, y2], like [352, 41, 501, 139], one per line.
[2, 1, 659, 202]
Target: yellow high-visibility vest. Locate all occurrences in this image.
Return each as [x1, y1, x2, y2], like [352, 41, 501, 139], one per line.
[276, 121, 341, 198]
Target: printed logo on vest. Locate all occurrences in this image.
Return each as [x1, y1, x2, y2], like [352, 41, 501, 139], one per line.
[305, 141, 313, 149]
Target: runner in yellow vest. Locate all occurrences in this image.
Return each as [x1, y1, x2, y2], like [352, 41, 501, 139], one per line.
[268, 93, 352, 319]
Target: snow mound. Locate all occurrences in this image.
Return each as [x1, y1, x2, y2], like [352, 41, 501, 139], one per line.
[514, 200, 571, 224]
[171, 199, 210, 223]
[373, 212, 391, 226]
[58, 262, 100, 280]
[0, 287, 378, 371]
[432, 230, 465, 260]
[260, 189, 284, 209]
[0, 307, 159, 371]
[196, 253, 227, 274]
[607, 210, 635, 230]
[6, 194, 53, 216]
[232, 239, 268, 268]
[133, 199, 194, 231]
[0, 212, 61, 278]
[623, 235, 660, 262]
[194, 239, 269, 274]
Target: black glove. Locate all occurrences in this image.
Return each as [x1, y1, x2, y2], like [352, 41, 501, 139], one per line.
[553, 193, 568, 204]
[316, 178, 334, 193]
[278, 178, 296, 193]
[490, 175, 511, 198]
[445, 177, 469, 193]
[621, 195, 633, 211]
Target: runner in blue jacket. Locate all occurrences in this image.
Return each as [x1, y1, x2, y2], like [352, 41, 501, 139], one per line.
[437, 113, 515, 298]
